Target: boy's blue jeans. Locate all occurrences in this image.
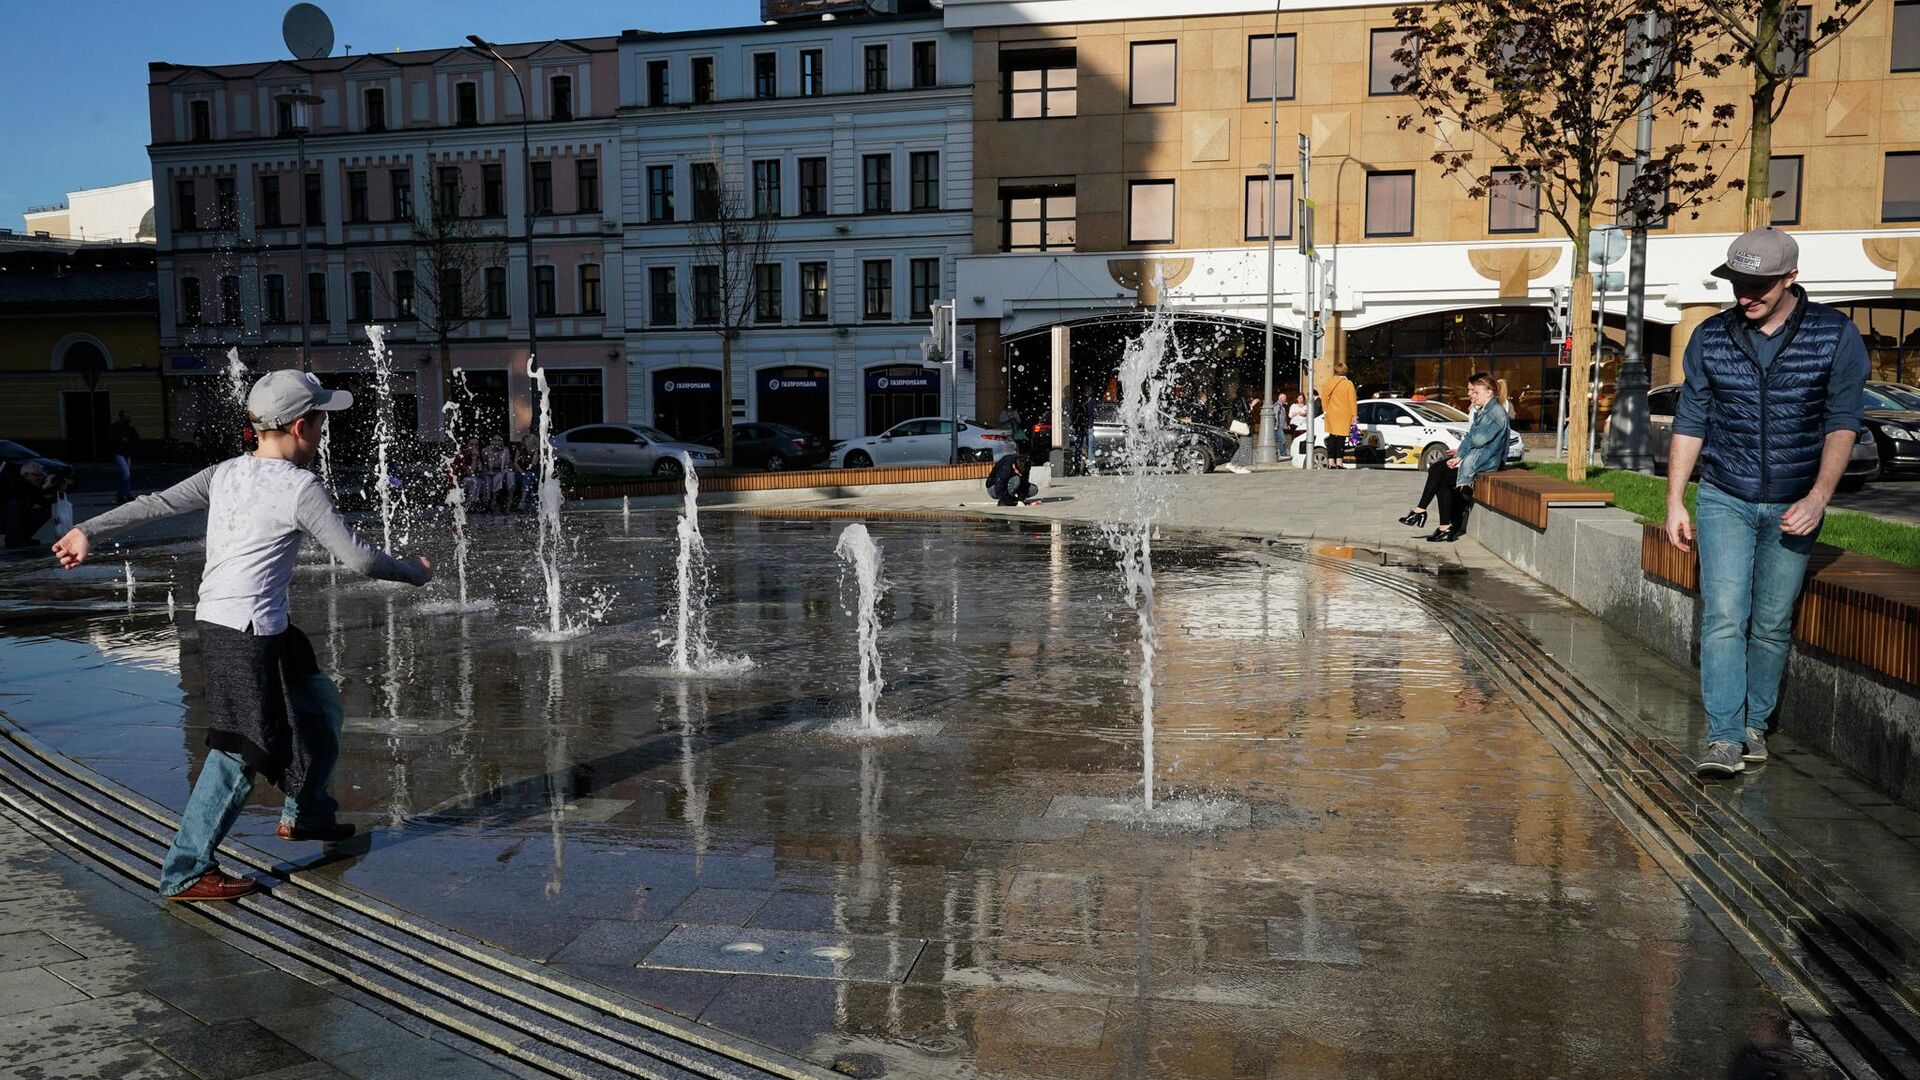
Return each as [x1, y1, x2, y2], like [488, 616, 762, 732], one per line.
[1695, 483, 1817, 748]
[159, 672, 344, 896]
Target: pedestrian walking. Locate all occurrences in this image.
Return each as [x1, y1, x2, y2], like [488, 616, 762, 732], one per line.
[479, 436, 512, 511]
[1317, 363, 1358, 468]
[111, 411, 139, 504]
[1662, 227, 1867, 779]
[51, 370, 433, 901]
[1403, 372, 1508, 542]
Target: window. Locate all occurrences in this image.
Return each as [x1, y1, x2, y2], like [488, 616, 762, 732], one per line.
[1128, 179, 1175, 244]
[305, 173, 324, 225]
[692, 57, 715, 104]
[1887, 153, 1920, 221]
[576, 158, 600, 213]
[912, 40, 937, 88]
[865, 43, 889, 92]
[307, 272, 327, 323]
[1778, 6, 1810, 76]
[650, 267, 677, 325]
[455, 82, 478, 125]
[1365, 171, 1415, 236]
[1004, 49, 1076, 119]
[1896, 1, 1920, 71]
[220, 276, 241, 325]
[482, 164, 503, 217]
[484, 267, 506, 317]
[1245, 175, 1293, 240]
[579, 264, 602, 315]
[754, 263, 782, 322]
[264, 274, 286, 322]
[347, 171, 368, 223]
[863, 153, 893, 212]
[190, 100, 212, 141]
[180, 277, 201, 323]
[1248, 34, 1297, 101]
[1615, 160, 1668, 228]
[693, 265, 719, 323]
[801, 261, 828, 320]
[1488, 167, 1539, 232]
[647, 60, 670, 106]
[441, 269, 463, 319]
[1768, 156, 1803, 225]
[394, 269, 415, 319]
[534, 265, 556, 316]
[801, 49, 824, 96]
[1002, 186, 1076, 251]
[391, 169, 412, 221]
[215, 177, 237, 226]
[1370, 28, 1416, 95]
[692, 162, 720, 220]
[863, 259, 893, 320]
[909, 151, 940, 210]
[910, 258, 940, 318]
[437, 166, 461, 219]
[175, 179, 196, 231]
[351, 271, 373, 322]
[751, 160, 782, 218]
[531, 161, 553, 215]
[363, 87, 386, 131]
[754, 52, 778, 99]
[260, 175, 282, 227]
[647, 165, 675, 222]
[550, 75, 573, 121]
[1130, 41, 1177, 106]
[799, 157, 828, 216]
[276, 98, 297, 137]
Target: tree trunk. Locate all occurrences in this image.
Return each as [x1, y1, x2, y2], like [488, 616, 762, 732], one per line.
[720, 333, 735, 468]
[1745, 1, 1784, 229]
[1567, 230, 1595, 482]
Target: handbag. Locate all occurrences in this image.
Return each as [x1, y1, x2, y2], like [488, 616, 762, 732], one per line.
[1228, 419, 1251, 436]
[1347, 422, 1363, 447]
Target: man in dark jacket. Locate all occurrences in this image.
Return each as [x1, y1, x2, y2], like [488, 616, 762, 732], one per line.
[1664, 227, 1867, 778]
[111, 411, 139, 504]
[986, 453, 1036, 506]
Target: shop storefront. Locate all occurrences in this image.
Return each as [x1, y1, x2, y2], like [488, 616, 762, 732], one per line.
[757, 366, 831, 439]
[652, 367, 723, 441]
[864, 366, 941, 435]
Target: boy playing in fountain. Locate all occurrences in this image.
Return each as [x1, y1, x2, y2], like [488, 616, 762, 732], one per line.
[51, 371, 433, 902]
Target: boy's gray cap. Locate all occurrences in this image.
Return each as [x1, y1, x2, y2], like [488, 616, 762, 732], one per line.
[1711, 226, 1799, 284]
[247, 370, 353, 429]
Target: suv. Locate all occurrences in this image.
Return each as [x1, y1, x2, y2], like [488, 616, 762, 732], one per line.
[1083, 403, 1240, 475]
[1645, 383, 1880, 490]
[1288, 398, 1525, 470]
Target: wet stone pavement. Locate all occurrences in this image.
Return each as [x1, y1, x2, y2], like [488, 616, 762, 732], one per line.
[0, 512, 1840, 1078]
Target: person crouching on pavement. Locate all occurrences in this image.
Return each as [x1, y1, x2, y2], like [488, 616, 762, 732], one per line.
[51, 370, 433, 902]
[987, 452, 1038, 506]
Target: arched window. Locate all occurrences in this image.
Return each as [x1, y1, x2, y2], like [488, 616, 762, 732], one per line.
[53, 336, 111, 373]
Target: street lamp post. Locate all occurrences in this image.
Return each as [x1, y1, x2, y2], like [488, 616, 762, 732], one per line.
[1257, 0, 1282, 464]
[275, 91, 324, 373]
[467, 36, 539, 425]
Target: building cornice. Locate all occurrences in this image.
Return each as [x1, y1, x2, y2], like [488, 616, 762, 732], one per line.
[942, 0, 1408, 28]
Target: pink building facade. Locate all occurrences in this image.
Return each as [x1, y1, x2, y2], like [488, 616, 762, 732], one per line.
[148, 38, 627, 446]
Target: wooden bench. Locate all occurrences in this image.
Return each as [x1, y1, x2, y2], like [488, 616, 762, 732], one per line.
[1473, 470, 1615, 530]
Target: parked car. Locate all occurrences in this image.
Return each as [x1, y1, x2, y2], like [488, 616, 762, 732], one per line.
[550, 424, 720, 481]
[830, 418, 1013, 468]
[0, 440, 74, 490]
[1082, 403, 1239, 475]
[696, 423, 829, 471]
[1287, 397, 1525, 470]
[1862, 382, 1920, 477]
[1645, 383, 1881, 490]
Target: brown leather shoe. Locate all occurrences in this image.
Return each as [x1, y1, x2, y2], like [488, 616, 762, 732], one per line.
[276, 821, 355, 842]
[167, 871, 259, 902]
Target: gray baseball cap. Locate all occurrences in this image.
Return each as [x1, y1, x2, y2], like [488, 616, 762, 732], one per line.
[247, 370, 353, 429]
[1711, 226, 1799, 284]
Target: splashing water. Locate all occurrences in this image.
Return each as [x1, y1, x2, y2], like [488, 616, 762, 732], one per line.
[530, 365, 568, 639]
[835, 524, 886, 734]
[365, 326, 403, 551]
[166, 590, 175, 618]
[670, 454, 711, 671]
[122, 561, 135, 607]
[622, 496, 631, 533]
[419, 369, 492, 615]
[224, 347, 248, 410]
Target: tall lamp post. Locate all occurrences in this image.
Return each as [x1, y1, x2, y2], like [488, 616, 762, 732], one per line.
[275, 91, 325, 373]
[467, 35, 539, 420]
[1256, 0, 1282, 464]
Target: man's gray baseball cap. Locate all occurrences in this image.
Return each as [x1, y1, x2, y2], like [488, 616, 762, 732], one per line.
[1711, 226, 1799, 285]
[247, 370, 353, 429]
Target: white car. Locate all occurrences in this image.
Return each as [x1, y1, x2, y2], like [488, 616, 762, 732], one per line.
[830, 417, 1014, 468]
[550, 423, 720, 480]
[1289, 398, 1526, 470]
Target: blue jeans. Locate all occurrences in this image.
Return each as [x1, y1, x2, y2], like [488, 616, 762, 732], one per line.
[1695, 482, 1817, 747]
[158, 672, 344, 895]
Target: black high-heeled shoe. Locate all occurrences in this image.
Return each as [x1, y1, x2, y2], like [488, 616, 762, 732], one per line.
[1399, 510, 1428, 527]
[1423, 528, 1458, 543]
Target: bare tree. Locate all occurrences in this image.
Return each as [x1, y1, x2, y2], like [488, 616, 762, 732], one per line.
[1696, 0, 1879, 228]
[377, 168, 502, 405]
[687, 147, 776, 468]
[1391, 0, 1737, 479]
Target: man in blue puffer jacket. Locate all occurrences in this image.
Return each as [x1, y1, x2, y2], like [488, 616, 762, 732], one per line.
[1664, 227, 1867, 779]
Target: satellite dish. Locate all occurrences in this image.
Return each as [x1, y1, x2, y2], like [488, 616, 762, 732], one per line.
[282, 3, 334, 61]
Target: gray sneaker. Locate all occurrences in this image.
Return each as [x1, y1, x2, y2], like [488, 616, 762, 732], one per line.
[1696, 741, 1747, 778]
[1743, 727, 1769, 763]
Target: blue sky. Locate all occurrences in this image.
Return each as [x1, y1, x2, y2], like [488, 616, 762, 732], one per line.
[0, 1, 765, 227]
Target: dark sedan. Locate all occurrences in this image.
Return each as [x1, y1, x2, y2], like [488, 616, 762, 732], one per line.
[697, 423, 830, 471]
[1083, 403, 1239, 474]
[0, 440, 74, 490]
[1863, 383, 1920, 477]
